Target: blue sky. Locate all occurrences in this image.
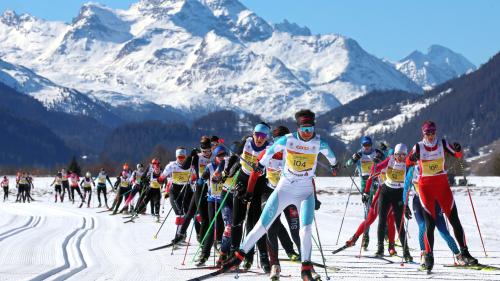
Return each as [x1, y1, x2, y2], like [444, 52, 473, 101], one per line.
[1, 0, 498, 65]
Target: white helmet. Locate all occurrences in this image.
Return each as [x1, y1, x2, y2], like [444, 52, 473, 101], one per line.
[86, 172, 91, 178]
[394, 143, 408, 155]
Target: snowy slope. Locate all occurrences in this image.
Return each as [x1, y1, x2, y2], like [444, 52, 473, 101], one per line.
[324, 88, 453, 144]
[396, 45, 476, 90]
[0, 1, 425, 121]
[0, 58, 122, 125]
[0, 176, 498, 280]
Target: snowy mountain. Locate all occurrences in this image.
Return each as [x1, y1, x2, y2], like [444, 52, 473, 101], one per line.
[0, 1, 423, 121]
[396, 45, 476, 90]
[0, 58, 123, 126]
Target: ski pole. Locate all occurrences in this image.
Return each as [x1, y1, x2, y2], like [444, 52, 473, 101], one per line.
[397, 179, 412, 266]
[459, 160, 487, 257]
[335, 177, 354, 245]
[153, 182, 189, 239]
[191, 171, 240, 262]
[313, 216, 331, 280]
[181, 183, 206, 265]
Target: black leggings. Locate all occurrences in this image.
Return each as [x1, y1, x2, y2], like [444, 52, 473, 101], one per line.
[3, 186, 8, 200]
[201, 201, 224, 257]
[83, 187, 92, 205]
[179, 183, 206, 237]
[423, 203, 466, 253]
[62, 181, 71, 201]
[169, 183, 193, 216]
[114, 186, 131, 212]
[231, 172, 268, 262]
[149, 188, 161, 216]
[97, 184, 107, 204]
[71, 186, 84, 202]
[377, 185, 407, 249]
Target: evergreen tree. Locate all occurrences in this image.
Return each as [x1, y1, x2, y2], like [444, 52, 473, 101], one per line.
[68, 156, 82, 176]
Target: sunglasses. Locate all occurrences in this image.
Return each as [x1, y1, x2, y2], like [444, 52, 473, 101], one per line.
[299, 126, 314, 133]
[424, 132, 436, 136]
[201, 149, 211, 154]
[394, 153, 407, 157]
[254, 132, 268, 139]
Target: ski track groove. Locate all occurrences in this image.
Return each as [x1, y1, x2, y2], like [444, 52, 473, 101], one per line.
[0, 216, 42, 242]
[29, 216, 95, 281]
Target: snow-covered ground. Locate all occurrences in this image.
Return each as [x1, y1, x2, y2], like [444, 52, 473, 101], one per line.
[0, 177, 499, 280]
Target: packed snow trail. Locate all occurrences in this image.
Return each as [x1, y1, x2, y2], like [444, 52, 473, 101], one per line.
[0, 177, 499, 280]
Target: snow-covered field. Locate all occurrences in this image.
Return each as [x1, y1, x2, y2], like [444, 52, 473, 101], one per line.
[0, 177, 499, 281]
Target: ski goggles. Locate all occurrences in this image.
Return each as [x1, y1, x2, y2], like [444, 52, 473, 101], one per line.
[201, 148, 211, 154]
[299, 126, 314, 133]
[394, 153, 407, 158]
[254, 132, 268, 139]
[424, 131, 436, 136]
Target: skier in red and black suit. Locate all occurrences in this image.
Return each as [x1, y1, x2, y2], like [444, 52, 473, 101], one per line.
[407, 120, 478, 272]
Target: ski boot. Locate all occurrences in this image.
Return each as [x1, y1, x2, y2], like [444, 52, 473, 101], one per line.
[346, 235, 358, 247]
[375, 244, 384, 257]
[456, 247, 478, 265]
[171, 233, 186, 245]
[421, 252, 434, 273]
[98, 203, 102, 208]
[242, 253, 254, 270]
[403, 249, 413, 262]
[79, 202, 84, 208]
[222, 250, 244, 271]
[260, 255, 271, 274]
[216, 252, 227, 268]
[362, 234, 369, 250]
[286, 250, 300, 261]
[196, 255, 209, 267]
[301, 261, 320, 281]
[388, 242, 397, 256]
[270, 265, 280, 280]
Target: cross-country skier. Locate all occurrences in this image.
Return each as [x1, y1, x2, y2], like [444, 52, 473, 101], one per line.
[407, 120, 478, 272]
[112, 164, 132, 215]
[223, 109, 338, 281]
[1, 176, 9, 201]
[345, 136, 385, 250]
[160, 147, 195, 229]
[95, 168, 113, 208]
[50, 172, 63, 203]
[404, 165, 460, 268]
[247, 125, 302, 280]
[366, 143, 413, 261]
[80, 172, 95, 208]
[69, 170, 84, 204]
[60, 168, 72, 202]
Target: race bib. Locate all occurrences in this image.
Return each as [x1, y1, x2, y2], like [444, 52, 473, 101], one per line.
[223, 176, 234, 188]
[150, 179, 161, 189]
[199, 164, 207, 177]
[120, 181, 129, 187]
[98, 177, 106, 184]
[241, 151, 258, 172]
[172, 171, 190, 184]
[380, 172, 387, 183]
[361, 160, 374, 174]
[267, 168, 281, 187]
[211, 182, 223, 197]
[386, 167, 405, 182]
[421, 158, 444, 176]
[286, 150, 315, 172]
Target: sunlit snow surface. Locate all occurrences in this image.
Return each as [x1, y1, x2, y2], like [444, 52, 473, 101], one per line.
[0, 176, 498, 280]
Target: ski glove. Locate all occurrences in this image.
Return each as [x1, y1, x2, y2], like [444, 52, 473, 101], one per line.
[315, 198, 322, 210]
[191, 148, 200, 157]
[252, 162, 265, 174]
[330, 163, 339, 176]
[361, 193, 370, 204]
[405, 207, 412, 220]
[241, 191, 253, 204]
[352, 152, 361, 161]
[453, 142, 462, 152]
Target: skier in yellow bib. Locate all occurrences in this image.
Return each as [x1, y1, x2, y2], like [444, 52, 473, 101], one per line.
[223, 109, 338, 281]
